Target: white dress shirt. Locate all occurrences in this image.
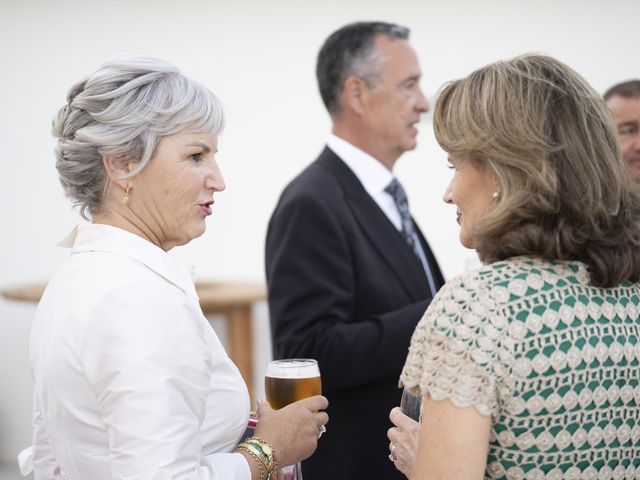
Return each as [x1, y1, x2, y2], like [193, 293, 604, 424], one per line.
[28, 223, 251, 480]
[327, 133, 402, 230]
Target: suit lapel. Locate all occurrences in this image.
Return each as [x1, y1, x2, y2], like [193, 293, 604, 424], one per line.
[317, 148, 429, 301]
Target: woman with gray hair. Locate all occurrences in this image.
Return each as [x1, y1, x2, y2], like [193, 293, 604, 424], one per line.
[389, 54, 640, 478]
[25, 57, 328, 480]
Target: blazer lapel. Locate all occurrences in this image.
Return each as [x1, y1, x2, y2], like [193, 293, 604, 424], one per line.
[317, 148, 429, 301]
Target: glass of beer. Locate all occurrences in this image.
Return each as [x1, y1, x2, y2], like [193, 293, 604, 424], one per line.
[265, 359, 322, 480]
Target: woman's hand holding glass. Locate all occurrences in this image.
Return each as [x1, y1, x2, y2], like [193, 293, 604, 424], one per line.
[387, 387, 422, 478]
[254, 395, 328, 467]
[252, 359, 328, 480]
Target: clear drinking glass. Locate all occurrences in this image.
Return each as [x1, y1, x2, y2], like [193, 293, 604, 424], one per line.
[265, 359, 322, 480]
[400, 386, 422, 422]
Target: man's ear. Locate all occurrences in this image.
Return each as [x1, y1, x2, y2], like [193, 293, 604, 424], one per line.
[102, 155, 134, 188]
[341, 75, 368, 116]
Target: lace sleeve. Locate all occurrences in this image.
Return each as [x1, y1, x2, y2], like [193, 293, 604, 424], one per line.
[400, 271, 508, 418]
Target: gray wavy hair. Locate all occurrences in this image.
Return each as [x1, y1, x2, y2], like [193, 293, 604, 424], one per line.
[52, 57, 224, 219]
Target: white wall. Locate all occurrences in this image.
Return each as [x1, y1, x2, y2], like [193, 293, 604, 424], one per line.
[0, 0, 637, 465]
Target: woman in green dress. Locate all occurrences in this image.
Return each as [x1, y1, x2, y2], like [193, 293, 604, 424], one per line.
[389, 54, 640, 479]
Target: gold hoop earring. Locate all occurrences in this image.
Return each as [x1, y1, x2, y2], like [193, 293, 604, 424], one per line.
[122, 183, 131, 206]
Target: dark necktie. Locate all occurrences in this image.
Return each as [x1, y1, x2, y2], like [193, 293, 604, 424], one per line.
[385, 178, 437, 296]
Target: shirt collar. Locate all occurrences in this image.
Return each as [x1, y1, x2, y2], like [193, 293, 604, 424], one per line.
[61, 223, 198, 300]
[327, 133, 395, 196]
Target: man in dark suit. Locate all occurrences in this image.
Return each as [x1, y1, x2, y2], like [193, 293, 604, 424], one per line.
[265, 21, 444, 480]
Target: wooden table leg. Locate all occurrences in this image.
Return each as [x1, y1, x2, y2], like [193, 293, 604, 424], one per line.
[227, 306, 254, 407]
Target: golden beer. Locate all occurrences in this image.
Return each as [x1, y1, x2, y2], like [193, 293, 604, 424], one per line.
[265, 375, 322, 409]
[265, 359, 322, 409]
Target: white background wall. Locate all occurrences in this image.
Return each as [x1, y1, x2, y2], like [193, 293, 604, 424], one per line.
[0, 0, 638, 465]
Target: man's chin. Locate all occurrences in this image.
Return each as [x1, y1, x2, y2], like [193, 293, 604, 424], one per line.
[401, 139, 418, 152]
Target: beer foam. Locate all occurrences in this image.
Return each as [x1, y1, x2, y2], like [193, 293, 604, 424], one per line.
[266, 359, 320, 378]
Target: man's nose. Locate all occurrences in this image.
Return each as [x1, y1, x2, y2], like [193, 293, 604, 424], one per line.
[416, 88, 429, 113]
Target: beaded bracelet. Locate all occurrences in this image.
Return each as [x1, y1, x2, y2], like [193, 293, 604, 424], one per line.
[235, 436, 278, 480]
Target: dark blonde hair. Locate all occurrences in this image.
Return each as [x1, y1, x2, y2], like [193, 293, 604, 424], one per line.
[434, 54, 640, 287]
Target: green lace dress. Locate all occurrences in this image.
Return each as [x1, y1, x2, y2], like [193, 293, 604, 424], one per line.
[400, 257, 640, 479]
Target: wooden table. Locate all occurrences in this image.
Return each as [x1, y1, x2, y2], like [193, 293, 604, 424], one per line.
[1, 281, 266, 403]
[195, 281, 266, 402]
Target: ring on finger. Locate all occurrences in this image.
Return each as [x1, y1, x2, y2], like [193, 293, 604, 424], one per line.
[318, 424, 327, 439]
[388, 443, 397, 462]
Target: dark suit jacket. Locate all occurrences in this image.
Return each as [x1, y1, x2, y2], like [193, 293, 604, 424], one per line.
[265, 147, 444, 480]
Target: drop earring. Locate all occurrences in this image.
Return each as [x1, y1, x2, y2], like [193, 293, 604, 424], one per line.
[122, 183, 131, 206]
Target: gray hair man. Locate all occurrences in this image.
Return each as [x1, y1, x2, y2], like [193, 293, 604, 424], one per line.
[266, 21, 444, 480]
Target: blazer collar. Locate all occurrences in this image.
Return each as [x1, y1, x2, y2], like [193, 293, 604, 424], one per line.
[317, 148, 429, 299]
[64, 223, 198, 301]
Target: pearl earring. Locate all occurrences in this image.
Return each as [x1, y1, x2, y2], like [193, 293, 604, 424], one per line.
[492, 191, 499, 200]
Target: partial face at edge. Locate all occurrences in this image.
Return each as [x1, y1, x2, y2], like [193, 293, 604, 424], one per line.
[606, 94, 640, 182]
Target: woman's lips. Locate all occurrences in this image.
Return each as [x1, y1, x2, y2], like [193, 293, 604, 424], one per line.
[199, 202, 213, 216]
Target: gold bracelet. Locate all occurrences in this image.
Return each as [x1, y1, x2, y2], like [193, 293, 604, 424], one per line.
[242, 441, 277, 480]
[234, 444, 268, 480]
[244, 437, 278, 480]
